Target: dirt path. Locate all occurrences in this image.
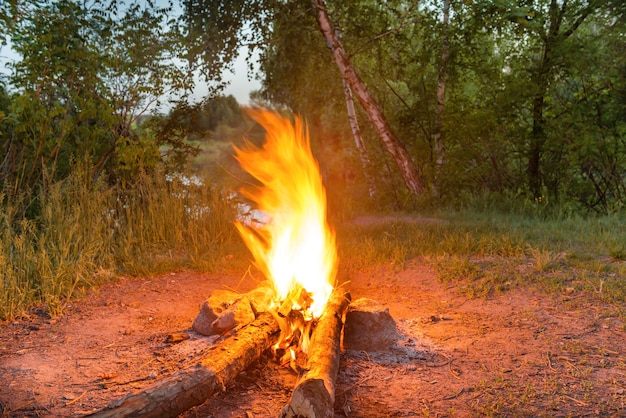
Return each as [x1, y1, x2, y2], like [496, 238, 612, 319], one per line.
[1, 261, 624, 417]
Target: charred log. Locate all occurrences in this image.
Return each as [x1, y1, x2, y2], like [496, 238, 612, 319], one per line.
[281, 290, 351, 418]
[88, 313, 279, 418]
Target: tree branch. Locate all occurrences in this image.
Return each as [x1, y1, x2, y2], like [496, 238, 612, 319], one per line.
[349, 0, 420, 59]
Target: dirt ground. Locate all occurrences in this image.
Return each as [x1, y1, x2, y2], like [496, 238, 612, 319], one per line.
[1, 255, 625, 417]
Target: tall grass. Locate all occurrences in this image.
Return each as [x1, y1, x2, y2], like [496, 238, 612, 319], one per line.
[0, 167, 241, 321]
[0, 175, 116, 319]
[113, 172, 242, 275]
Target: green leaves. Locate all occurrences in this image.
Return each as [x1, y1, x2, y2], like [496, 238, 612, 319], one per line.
[181, 0, 259, 83]
[1, 0, 195, 199]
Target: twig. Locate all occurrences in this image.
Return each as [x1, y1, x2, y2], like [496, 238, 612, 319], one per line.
[424, 352, 453, 368]
[448, 359, 462, 381]
[348, 0, 420, 59]
[545, 352, 557, 372]
[442, 387, 465, 400]
[594, 346, 619, 355]
[65, 391, 87, 406]
[564, 360, 582, 376]
[563, 394, 589, 407]
[335, 373, 374, 397]
[255, 381, 268, 394]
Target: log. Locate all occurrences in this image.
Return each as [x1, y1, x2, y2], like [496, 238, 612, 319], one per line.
[88, 312, 280, 418]
[281, 290, 351, 418]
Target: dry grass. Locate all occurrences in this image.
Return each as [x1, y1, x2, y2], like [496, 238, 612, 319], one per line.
[2, 173, 625, 324]
[0, 167, 240, 320]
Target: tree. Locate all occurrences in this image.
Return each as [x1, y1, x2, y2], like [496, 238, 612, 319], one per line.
[487, 0, 604, 200]
[1, 0, 190, 195]
[547, 12, 626, 211]
[181, 0, 426, 198]
[312, 0, 425, 196]
[180, 0, 626, 212]
[341, 74, 377, 199]
[432, 0, 450, 200]
[181, 0, 260, 91]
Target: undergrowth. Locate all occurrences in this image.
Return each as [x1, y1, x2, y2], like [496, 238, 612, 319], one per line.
[2, 172, 625, 323]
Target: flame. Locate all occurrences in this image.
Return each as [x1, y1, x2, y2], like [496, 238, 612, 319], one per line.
[234, 109, 337, 350]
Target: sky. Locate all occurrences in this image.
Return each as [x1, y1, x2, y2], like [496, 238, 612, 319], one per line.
[0, 0, 262, 109]
[200, 47, 262, 106]
[0, 41, 261, 109]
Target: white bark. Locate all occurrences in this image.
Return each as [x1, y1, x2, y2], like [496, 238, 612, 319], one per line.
[432, 0, 450, 199]
[312, 0, 424, 196]
[341, 76, 377, 198]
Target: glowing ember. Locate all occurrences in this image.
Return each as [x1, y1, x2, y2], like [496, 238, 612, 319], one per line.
[234, 109, 337, 353]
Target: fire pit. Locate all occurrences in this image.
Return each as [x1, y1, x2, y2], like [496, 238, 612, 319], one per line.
[89, 110, 353, 417]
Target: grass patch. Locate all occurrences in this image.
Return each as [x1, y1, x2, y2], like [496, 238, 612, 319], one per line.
[2, 177, 625, 323]
[336, 210, 626, 311]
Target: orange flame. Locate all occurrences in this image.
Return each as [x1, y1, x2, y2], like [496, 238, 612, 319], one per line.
[234, 109, 337, 344]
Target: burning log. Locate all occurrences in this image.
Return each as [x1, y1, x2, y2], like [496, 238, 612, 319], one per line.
[88, 313, 279, 418]
[281, 290, 351, 418]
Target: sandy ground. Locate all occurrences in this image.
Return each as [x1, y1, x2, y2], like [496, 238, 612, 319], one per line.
[1, 259, 625, 417]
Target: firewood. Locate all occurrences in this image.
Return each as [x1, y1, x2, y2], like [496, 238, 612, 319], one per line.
[87, 313, 279, 418]
[281, 290, 351, 418]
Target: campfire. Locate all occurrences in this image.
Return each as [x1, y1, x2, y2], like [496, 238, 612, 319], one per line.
[233, 109, 339, 358]
[89, 109, 353, 418]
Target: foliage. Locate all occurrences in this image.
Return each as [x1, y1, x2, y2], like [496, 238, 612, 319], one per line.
[1, 0, 625, 320]
[181, 0, 263, 86]
[0, 0, 256, 321]
[0, 0, 191, 207]
[183, 0, 625, 214]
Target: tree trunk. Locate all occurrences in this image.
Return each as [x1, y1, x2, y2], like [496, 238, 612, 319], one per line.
[281, 290, 351, 418]
[432, 0, 449, 200]
[312, 0, 424, 196]
[526, 0, 594, 200]
[528, 8, 555, 201]
[87, 313, 279, 418]
[341, 76, 377, 198]
[529, 91, 546, 200]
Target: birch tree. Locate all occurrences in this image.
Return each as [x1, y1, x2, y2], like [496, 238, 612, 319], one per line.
[431, 0, 450, 200]
[312, 0, 425, 196]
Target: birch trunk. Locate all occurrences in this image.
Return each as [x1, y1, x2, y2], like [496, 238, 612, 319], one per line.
[341, 77, 377, 198]
[432, 0, 449, 200]
[312, 0, 424, 196]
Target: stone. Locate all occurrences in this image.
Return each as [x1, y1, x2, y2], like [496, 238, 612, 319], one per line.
[192, 289, 241, 336]
[343, 298, 398, 352]
[211, 297, 256, 334]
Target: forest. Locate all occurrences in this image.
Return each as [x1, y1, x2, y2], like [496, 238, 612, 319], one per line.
[0, 0, 625, 319]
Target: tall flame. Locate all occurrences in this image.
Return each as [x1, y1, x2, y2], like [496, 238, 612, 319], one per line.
[234, 109, 337, 322]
